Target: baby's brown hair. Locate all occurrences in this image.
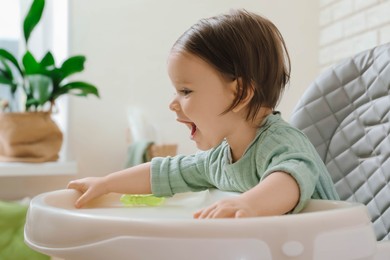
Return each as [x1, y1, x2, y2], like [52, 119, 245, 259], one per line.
[172, 9, 291, 121]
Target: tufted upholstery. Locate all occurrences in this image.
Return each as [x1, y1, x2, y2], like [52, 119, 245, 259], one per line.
[290, 43, 390, 241]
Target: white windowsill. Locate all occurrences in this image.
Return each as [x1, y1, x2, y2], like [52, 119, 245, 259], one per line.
[0, 160, 78, 177]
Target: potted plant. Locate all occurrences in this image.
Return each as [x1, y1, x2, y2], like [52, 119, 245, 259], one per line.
[0, 0, 99, 163]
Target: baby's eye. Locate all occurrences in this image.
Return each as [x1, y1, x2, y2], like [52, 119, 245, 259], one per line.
[178, 88, 193, 96]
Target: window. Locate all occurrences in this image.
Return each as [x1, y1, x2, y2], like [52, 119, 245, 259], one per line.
[0, 0, 75, 175]
[0, 0, 20, 107]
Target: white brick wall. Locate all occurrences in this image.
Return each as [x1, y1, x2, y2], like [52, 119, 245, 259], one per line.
[319, 0, 390, 69]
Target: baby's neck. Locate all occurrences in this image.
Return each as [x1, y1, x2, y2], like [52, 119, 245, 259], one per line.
[228, 107, 272, 162]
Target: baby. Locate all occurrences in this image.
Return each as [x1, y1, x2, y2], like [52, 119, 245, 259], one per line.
[68, 9, 339, 218]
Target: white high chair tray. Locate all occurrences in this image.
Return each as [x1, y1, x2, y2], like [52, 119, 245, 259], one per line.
[25, 189, 389, 260]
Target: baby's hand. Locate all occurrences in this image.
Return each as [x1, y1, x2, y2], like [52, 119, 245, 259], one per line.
[67, 177, 108, 208]
[193, 196, 256, 219]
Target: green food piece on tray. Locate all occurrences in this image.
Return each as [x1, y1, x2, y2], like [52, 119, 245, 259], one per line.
[120, 194, 165, 206]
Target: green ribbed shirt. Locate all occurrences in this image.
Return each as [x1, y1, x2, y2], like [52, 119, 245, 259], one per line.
[151, 113, 339, 213]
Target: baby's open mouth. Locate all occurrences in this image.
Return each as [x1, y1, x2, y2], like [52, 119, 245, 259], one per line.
[190, 122, 197, 137]
[177, 119, 197, 138]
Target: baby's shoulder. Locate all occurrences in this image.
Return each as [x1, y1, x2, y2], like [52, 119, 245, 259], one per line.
[262, 114, 302, 136]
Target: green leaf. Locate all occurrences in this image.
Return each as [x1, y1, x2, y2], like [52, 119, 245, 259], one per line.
[26, 74, 53, 105]
[54, 81, 99, 99]
[38, 52, 62, 89]
[25, 97, 39, 110]
[45, 68, 62, 89]
[0, 77, 18, 94]
[0, 58, 14, 80]
[0, 58, 18, 93]
[0, 74, 13, 85]
[23, 51, 41, 75]
[60, 56, 86, 81]
[23, 0, 45, 44]
[26, 98, 39, 106]
[0, 49, 23, 75]
[40, 51, 55, 68]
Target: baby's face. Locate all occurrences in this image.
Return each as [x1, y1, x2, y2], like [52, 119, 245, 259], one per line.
[167, 51, 240, 150]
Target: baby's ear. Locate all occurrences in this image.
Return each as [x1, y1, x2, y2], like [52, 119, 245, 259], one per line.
[232, 78, 255, 113]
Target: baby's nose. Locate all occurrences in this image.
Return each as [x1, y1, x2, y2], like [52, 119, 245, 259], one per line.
[169, 100, 180, 112]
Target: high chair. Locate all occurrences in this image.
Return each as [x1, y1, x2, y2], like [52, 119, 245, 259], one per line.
[290, 42, 390, 241]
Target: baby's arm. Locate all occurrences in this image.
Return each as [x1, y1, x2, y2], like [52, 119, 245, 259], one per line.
[193, 171, 299, 218]
[67, 162, 152, 208]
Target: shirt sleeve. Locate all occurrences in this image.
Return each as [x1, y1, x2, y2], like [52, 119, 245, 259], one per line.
[259, 127, 324, 213]
[150, 152, 214, 197]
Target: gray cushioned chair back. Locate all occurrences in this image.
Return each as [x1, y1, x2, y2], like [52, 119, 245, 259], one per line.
[290, 43, 390, 241]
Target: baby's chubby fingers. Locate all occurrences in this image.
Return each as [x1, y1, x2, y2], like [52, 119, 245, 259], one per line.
[67, 180, 90, 208]
[193, 205, 236, 219]
[67, 177, 107, 208]
[193, 197, 254, 219]
[67, 179, 85, 192]
[193, 205, 216, 219]
[74, 189, 93, 208]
